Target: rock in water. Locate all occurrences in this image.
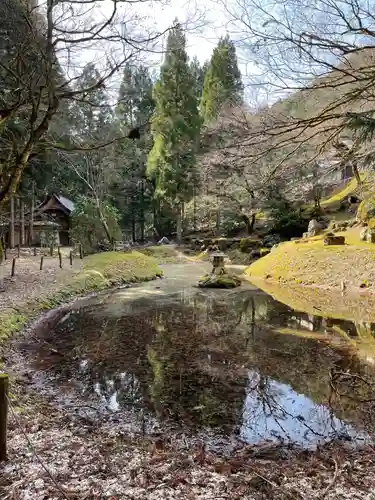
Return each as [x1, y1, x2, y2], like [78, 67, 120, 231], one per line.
[198, 273, 241, 289]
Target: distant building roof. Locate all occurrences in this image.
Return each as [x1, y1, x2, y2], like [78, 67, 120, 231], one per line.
[55, 194, 74, 213]
[36, 193, 75, 215]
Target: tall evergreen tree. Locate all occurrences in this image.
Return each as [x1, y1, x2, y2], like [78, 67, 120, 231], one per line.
[114, 64, 155, 240]
[201, 35, 243, 123]
[147, 22, 201, 241]
[190, 56, 208, 103]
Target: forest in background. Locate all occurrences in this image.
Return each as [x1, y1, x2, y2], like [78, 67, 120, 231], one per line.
[2, 0, 375, 251]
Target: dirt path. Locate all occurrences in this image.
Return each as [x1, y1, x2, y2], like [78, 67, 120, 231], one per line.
[0, 248, 81, 311]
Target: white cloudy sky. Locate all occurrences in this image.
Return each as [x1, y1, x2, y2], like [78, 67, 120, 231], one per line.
[49, 0, 264, 105]
[127, 0, 227, 63]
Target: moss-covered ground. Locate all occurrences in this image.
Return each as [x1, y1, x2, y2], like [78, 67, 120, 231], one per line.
[244, 226, 375, 322]
[137, 245, 182, 263]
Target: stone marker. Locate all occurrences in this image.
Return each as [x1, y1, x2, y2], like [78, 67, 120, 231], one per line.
[324, 235, 345, 246]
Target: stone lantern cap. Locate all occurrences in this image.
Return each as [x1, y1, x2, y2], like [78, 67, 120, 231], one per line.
[211, 250, 226, 257]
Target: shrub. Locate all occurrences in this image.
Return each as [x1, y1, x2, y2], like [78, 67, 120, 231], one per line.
[357, 197, 375, 223]
[240, 237, 259, 253]
[71, 197, 122, 254]
[368, 218, 375, 230]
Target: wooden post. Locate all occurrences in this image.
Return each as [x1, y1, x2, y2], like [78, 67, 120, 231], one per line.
[0, 239, 4, 292]
[9, 198, 15, 249]
[0, 237, 5, 260]
[79, 244, 83, 260]
[50, 245, 53, 257]
[58, 250, 62, 269]
[17, 244, 20, 258]
[0, 373, 9, 462]
[69, 251, 73, 266]
[29, 191, 35, 245]
[33, 247, 37, 256]
[40, 255, 44, 270]
[11, 258, 16, 278]
[20, 200, 25, 247]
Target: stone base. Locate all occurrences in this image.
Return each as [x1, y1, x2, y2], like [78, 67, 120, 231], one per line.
[198, 273, 241, 289]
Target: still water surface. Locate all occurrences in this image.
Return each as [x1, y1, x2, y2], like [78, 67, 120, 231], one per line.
[25, 270, 375, 449]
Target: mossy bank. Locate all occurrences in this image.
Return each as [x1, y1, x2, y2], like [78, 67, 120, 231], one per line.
[0, 251, 162, 343]
[244, 226, 375, 322]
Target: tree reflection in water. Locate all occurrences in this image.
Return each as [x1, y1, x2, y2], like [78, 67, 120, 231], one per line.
[26, 288, 375, 447]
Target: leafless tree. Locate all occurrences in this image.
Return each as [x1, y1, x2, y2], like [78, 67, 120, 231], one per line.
[199, 104, 301, 230]
[215, 0, 375, 178]
[0, 0, 187, 208]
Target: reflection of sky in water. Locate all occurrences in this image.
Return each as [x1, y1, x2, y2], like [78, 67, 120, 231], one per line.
[240, 371, 367, 447]
[91, 370, 143, 411]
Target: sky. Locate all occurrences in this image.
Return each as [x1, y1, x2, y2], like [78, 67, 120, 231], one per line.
[37, 0, 264, 106]
[135, 0, 227, 64]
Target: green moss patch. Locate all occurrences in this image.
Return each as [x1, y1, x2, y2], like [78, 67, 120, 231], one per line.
[0, 251, 162, 343]
[243, 226, 375, 322]
[138, 245, 181, 263]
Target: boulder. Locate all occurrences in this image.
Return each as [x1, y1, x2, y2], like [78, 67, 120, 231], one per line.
[324, 235, 345, 246]
[203, 238, 214, 248]
[157, 236, 170, 245]
[239, 238, 260, 253]
[262, 234, 281, 248]
[250, 249, 261, 260]
[360, 228, 368, 241]
[198, 272, 241, 289]
[319, 219, 329, 229]
[307, 219, 322, 236]
[367, 231, 375, 244]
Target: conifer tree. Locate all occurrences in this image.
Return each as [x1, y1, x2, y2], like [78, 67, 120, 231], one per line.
[190, 56, 208, 103]
[201, 35, 243, 123]
[114, 63, 155, 240]
[147, 22, 201, 242]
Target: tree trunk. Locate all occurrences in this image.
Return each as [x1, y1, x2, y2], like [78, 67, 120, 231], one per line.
[176, 203, 183, 244]
[140, 179, 145, 242]
[193, 184, 197, 232]
[29, 191, 35, 246]
[0, 240, 4, 291]
[95, 200, 112, 244]
[352, 161, 361, 186]
[20, 200, 25, 246]
[132, 218, 136, 242]
[242, 213, 255, 235]
[9, 197, 14, 249]
[216, 209, 221, 236]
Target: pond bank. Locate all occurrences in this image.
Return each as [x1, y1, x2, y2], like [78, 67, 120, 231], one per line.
[2, 265, 375, 499]
[244, 226, 375, 299]
[2, 260, 375, 499]
[0, 251, 162, 344]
